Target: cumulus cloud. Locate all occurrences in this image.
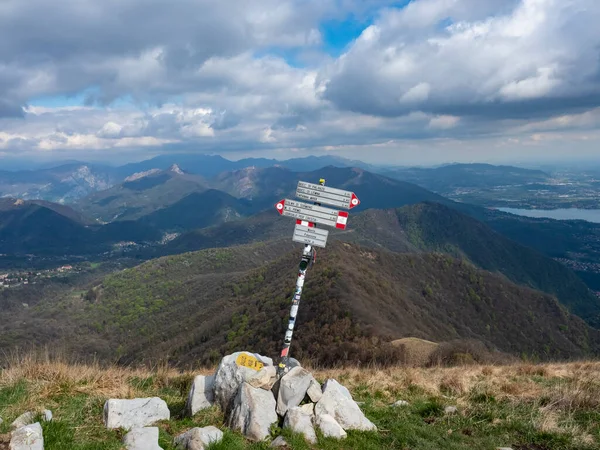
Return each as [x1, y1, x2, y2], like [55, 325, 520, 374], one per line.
[0, 0, 331, 107]
[0, 0, 599, 163]
[321, 0, 600, 119]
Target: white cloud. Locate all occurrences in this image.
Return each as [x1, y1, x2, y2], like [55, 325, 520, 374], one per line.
[321, 0, 600, 118]
[0, 0, 599, 164]
[400, 83, 431, 104]
[429, 115, 461, 129]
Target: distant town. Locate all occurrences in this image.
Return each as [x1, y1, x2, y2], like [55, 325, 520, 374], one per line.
[0, 264, 80, 288]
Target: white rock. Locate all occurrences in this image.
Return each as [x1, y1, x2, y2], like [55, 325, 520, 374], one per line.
[276, 366, 316, 416]
[247, 365, 278, 390]
[392, 400, 410, 407]
[123, 427, 163, 450]
[283, 407, 317, 444]
[271, 436, 289, 447]
[214, 351, 273, 414]
[11, 410, 52, 430]
[10, 422, 44, 450]
[306, 379, 322, 403]
[337, 383, 353, 400]
[103, 397, 170, 430]
[228, 382, 278, 441]
[316, 414, 347, 439]
[174, 426, 223, 450]
[315, 379, 377, 431]
[300, 403, 314, 415]
[185, 374, 215, 416]
[445, 406, 458, 415]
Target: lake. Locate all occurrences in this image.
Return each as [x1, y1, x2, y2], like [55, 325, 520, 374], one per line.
[497, 208, 600, 224]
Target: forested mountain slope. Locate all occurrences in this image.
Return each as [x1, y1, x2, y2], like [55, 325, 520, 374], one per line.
[8, 241, 596, 367]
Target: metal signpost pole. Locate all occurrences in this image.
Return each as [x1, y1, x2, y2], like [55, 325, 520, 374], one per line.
[277, 179, 324, 376]
[275, 179, 360, 377]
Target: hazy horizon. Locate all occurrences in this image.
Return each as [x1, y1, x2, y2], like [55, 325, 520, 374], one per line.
[1, 151, 599, 172]
[1, 0, 599, 168]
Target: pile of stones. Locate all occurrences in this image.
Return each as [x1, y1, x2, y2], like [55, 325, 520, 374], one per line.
[183, 351, 377, 447]
[4, 351, 378, 449]
[102, 350, 377, 449]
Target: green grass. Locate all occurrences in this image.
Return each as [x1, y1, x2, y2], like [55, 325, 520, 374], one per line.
[1, 363, 600, 449]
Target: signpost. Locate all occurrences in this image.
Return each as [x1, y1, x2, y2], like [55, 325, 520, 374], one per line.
[296, 181, 360, 210]
[275, 179, 361, 376]
[275, 199, 349, 230]
[292, 223, 329, 248]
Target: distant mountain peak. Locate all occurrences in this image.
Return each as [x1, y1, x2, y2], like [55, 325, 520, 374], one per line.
[124, 168, 161, 182]
[234, 166, 258, 174]
[168, 164, 184, 175]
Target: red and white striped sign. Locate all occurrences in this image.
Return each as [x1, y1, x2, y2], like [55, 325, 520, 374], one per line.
[336, 211, 348, 229]
[274, 199, 349, 230]
[296, 219, 314, 227]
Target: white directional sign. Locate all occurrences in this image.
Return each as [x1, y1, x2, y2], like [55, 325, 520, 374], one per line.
[295, 181, 360, 210]
[275, 199, 349, 230]
[292, 223, 329, 248]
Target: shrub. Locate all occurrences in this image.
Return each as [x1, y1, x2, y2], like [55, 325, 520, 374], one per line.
[427, 339, 514, 367]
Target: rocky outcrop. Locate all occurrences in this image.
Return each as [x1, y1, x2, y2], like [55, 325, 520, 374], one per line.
[315, 379, 377, 431]
[270, 435, 289, 447]
[103, 398, 170, 430]
[283, 406, 317, 444]
[276, 367, 316, 416]
[180, 352, 377, 444]
[11, 410, 52, 430]
[316, 413, 347, 439]
[10, 422, 44, 450]
[227, 382, 278, 441]
[185, 374, 215, 417]
[306, 379, 322, 403]
[123, 427, 163, 450]
[173, 426, 223, 450]
[213, 351, 273, 414]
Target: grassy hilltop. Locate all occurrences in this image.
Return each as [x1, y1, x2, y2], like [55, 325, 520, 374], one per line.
[1, 356, 599, 449]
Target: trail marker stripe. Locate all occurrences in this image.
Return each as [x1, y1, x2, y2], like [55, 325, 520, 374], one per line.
[275, 199, 348, 230]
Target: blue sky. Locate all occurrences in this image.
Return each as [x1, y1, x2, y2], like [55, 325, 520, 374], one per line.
[31, 10, 378, 108]
[28, 1, 408, 109]
[2, 0, 600, 166]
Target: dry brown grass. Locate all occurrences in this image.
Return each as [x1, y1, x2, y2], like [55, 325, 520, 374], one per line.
[1, 353, 599, 449]
[0, 351, 212, 418]
[311, 360, 600, 405]
[2, 352, 600, 420]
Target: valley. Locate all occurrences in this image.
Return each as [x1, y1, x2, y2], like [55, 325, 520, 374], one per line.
[2, 157, 600, 369]
[384, 164, 600, 210]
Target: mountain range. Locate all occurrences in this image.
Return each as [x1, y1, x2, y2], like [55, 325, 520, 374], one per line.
[76, 164, 210, 222]
[2, 160, 600, 368]
[1, 154, 549, 206]
[2, 239, 596, 367]
[0, 154, 375, 204]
